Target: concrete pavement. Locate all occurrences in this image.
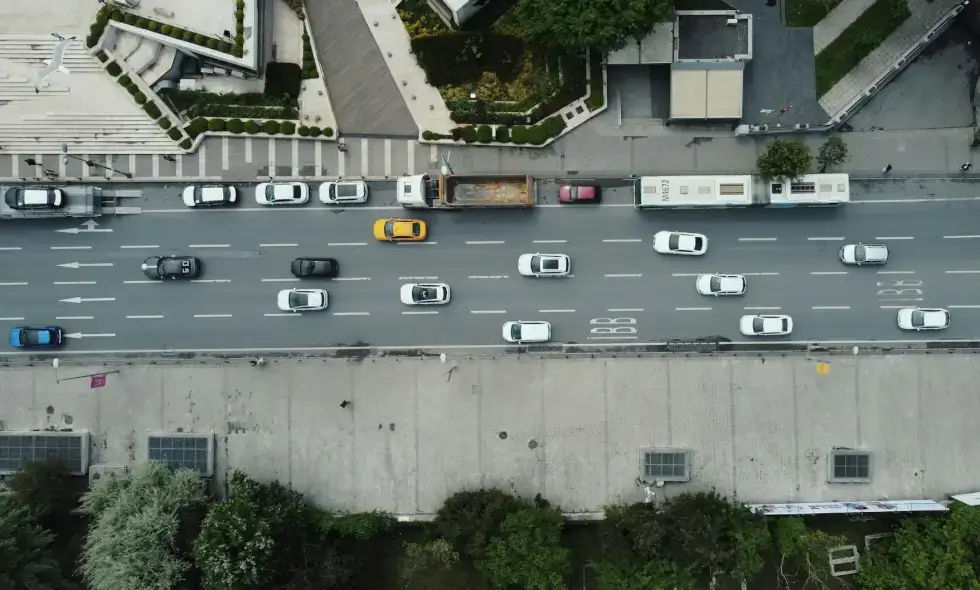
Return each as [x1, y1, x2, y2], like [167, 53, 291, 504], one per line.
[3, 179, 980, 353]
[3, 353, 979, 513]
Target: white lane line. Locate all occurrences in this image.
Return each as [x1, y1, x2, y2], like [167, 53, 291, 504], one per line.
[672, 273, 699, 277]
[120, 245, 159, 249]
[875, 236, 914, 240]
[879, 298, 923, 302]
[810, 271, 847, 275]
[190, 279, 232, 283]
[470, 310, 506, 314]
[533, 240, 567, 244]
[403, 310, 439, 315]
[0, 282, 28, 286]
[397, 241, 437, 245]
[465, 240, 505, 245]
[123, 280, 158, 284]
[193, 314, 233, 318]
[468, 275, 509, 279]
[676, 307, 711, 311]
[261, 278, 300, 282]
[602, 238, 642, 243]
[605, 273, 642, 278]
[54, 281, 96, 285]
[56, 316, 93, 320]
[0, 317, 24, 321]
[143, 206, 406, 213]
[738, 237, 777, 242]
[807, 237, 845, 241]
[332, 277, 371, 282]
[50, 246, 91, 250]
[327, 242, 368, 247]
[949, 305, 980, 309]
[879, 305, 907, 309]
[127, 315, 164, 319]
[744, 306, 781, 311]
[742, 272, 780, 276]
[0, 247, 22, 251]
[188, 244, 230, 248]
[399, 276, 439, 280]
[608, 308, 644, 312]
[333, 312, 370, 316]
[946, 270, 980, 274]
[259, 243, 298, 247]
[263, 313, 301, 317]
[944, 235, 980, 239]
[539, 309, 575, 313]
[812, 305, 850, 310]
[878, 270, 915, 275]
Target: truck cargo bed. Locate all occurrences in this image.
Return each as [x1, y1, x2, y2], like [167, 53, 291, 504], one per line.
[442, 175, 533, 206]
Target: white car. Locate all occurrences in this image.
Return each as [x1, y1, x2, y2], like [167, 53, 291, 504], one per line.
[400, 283, 451, 305]
[739, 314, 793, 337]
[897, 307, 949, 331]
[696, 274, 746, 296]
[182, 185, 237, 208]
[277, 288, 328, 311]
[517, 253, 571, 277]
[840, 243, 889, 265]
[255, 182, 310, 206]
[318, 181, 368, 204]
[653, 231, 708, 256]
[502, 320, 551, 343]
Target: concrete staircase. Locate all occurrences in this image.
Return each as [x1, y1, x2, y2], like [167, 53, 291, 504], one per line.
[0, 114, 180, 154]
[0, 72, 70, 100]
[0, 35, 105, 74]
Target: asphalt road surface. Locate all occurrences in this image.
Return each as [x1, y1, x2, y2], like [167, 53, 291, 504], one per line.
[3, 180, 980, 353]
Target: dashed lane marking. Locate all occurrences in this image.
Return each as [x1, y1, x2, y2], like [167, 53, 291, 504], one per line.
[466, 240, 505, 245]
[875, 236, 914, 240]
[54, 281, 96, 285]
[744, 306, 781, 311]
[602, 239, 642, 243]
[0, 282, 28, 286]
[123, 280, 158, 284]
[608, 308, 644, 312]
[807, 237, 846, 241]
[878, 270, 916, 275]
[188, 244, 230, 248]
[261, 278, 300, 282]
[812, 306, 850, 310]
[676, 307, 711, 311]
[533, 240, 567, 244]
[50, 246, 91, 250]
[738, 237, 778, 242]
[0, 317, 25, 321]
[605, 273, 642, 278]
[332, 277, 371, 281]
[56, 316, 93, 320]
[333, 312, 370, 316]
[398, 276, 439, 280]
[120, 245, 159, 249]
[944, 235, 980, 239]
[127, 315, 164, 319]
[190, 279, 232, 283]
[470, 310, 506, 314]
[327, 242, 367, 247]
[263, 313, 301, 317]
[468, 275, 509, 279]
[403, 311, 439, 315]
[193, 314, 233, 318]
[539, 309, 575, 313]
[810, 271, 847, 275]
[259, 243, 298, 247]
[946, 270, 980, 274]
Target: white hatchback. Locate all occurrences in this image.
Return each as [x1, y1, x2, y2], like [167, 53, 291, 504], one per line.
[319, 181, 369, 204]
[739, 314, 793, 337]
[277, 288, 328, 311]
[517, 253, 571, 277]
[182, 185, 237, 207]
[696, 274, 746, 296]
[840, 243, 889, 265]
[502, 320, 551, 343]
[653, 231, 708, 256]
[897, 307, 949, 331]
[255, 182, 309, 205]
[400, 283, 451, 305]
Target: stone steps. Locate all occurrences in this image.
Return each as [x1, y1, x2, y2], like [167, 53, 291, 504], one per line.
[0, 36, 104, 72]
[0, 114, 180, 154]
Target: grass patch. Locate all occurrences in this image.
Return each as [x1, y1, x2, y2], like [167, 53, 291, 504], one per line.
[785, 0, 842, 27]
[814, 0, 910, 96]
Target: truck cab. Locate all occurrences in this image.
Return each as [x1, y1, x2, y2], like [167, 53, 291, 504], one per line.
[396, 174, 440, 209]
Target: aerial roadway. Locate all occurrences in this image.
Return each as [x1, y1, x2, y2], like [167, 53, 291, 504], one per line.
[0, 174, 978, 354]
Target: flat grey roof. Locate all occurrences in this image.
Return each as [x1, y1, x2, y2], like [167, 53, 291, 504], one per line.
[677, 13, 750, 60]
[606, 22, 675, 65]
[3, 354, 978, 515]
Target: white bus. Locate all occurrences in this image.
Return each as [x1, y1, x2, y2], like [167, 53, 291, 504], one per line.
[634, 173, 849, 208]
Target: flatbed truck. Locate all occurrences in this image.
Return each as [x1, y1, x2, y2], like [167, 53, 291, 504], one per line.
[0, 185, 141, 219]
[396, 174, 535, 209]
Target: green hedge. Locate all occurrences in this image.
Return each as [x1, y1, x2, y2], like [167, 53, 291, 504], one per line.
[118, 74, 131, 86]
[298, 125, 310, 137]
[586, 50, 605, 111]
[134, 92, 147, 105]
[244, 120, 260, 134]
[227, 118, 244, 133]
[179, 138, 192, 150]
[104, 9, 234, 55]
[180, 118, 330, 137]
[301, 29, 320, 79]
[105, 61, 121, 76]
[158, 118, 172, 130]
[168, 128, 183, 140]
[436, 118, 566, 146]
[476, 125, 493, 143]
[144, 103, 161, 118]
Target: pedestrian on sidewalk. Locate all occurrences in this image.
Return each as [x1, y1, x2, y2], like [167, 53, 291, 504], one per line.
[337, 141, 348, 153]
[162, 155, 176, 162]
[882, 164, 892, 173]
[962, 162, 972, 171]
[340, 400, 351, 409]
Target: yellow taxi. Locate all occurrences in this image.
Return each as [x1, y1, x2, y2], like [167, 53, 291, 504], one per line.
[373, 218, 427, 242]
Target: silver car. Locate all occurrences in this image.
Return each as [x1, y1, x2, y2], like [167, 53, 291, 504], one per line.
[696, 274, 746, 296]
[897, 307, 949, 331]
[840, 243, 888, 265]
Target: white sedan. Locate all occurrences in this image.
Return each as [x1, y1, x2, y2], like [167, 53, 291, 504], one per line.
[897, 307, 949, 331]
[739, 314, 793, 337]
[255, 182, 310, 206]
[840, 243, 889, 265]
[653, 231, 708, 256]
[696, 274, 746, 296]
[400, 283, 451, 305]
[517, 253, 571, 277]
[319, 181, 368, 204]
[277, 288, 328, 311]
[502, 320, 551, 343]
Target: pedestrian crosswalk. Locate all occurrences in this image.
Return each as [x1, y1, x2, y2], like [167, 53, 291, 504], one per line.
[0, 136, 445, 182]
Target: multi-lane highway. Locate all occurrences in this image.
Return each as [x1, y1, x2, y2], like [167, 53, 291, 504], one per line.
[3, 179, 980, 354]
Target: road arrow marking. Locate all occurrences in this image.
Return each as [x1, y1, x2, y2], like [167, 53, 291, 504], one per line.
[59, 297, 116, 303]
[56, 220, 113, 234]
[63, 332, 115, 339]
[58, 262, 114, 269]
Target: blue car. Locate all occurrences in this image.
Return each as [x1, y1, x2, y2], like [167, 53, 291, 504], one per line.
[9, 326, 64, 349]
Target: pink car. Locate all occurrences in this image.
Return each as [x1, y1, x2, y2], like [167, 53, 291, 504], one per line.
[558, 185, 600, 203]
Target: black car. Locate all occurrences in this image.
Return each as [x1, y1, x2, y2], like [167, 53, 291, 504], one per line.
[4, 187, 64, 210]
[290, 257, 338, 278]
[141, 255, 201, 280]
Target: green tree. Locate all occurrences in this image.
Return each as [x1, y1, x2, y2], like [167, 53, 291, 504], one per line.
[512, 0, 674, 54]
[816, 135, 849, 172]
[400, 539, 461, 589]
[317, 510, 395, 541]
[478, 506, 571, 590]
[0, 496, 69, 589]
[756, 138, 812, 181]
[78, 462, 207, 590]
[858, 504, 980, 590]
[773, 517, 846, 589]
[600, 502, 667, 563]
[591, 558, 698, 590]
[434, 488, 526, 560]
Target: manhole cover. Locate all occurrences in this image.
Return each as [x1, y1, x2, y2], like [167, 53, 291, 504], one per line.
[528, 439, 538, 450]
[498, 431, 507, 439]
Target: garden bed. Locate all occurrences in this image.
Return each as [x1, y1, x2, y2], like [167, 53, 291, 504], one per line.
[814, 0, 910, 96]
[88, 2, 245, 57]
[785, 0, 842, 27]
[162, 62, 303, 121]
[184, 117, 332, 139]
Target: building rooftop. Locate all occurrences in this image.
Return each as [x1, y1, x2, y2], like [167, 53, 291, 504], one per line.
[677, 13, 750, 60]
[606, 22, 675, 65]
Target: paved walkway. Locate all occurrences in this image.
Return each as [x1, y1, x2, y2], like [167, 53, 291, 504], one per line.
[812, 0, 876, 55]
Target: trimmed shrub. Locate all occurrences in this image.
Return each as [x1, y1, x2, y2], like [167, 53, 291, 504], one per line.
[476, 125, 493, 143]
[309, 126, 321, 138]
[237, 22, 245, 35]
[206, 38, 218, 49]
[169, 28, 182, 39]
[134, 92, 147, 105]
[510, 125, 527, 145]
[279, 121, 296, 134]
[136, 18, 149, 28]
[540, 115, 567, 139]
[86, 35, 97, 49]
[110, 10, 123, 20]
[494, 126, 510, 143]
[124, 13, 137, 25]
[143, 103, 161, 118]
[96, 51, 108, 63]
[235, 9, 244, 22]
[158, 118, 172, 130]
[168, 127, 183, 140]
[161, 24, 172, 34]
[182, 31, 193, 41]
[458, 126, 477, 143]
[244, 120, 260, 134]
[180, 138, 192, 150]
[187, 117, 209, 136]
[193, 34, 205, 45]
[322, 127, 333, 137]
[262, 120, 280, 134]
[422, 130, 435, 140]
[148, 21, 159, 31]
[233, 46, 243, 58]
[126, 83, 139, 95]
[298, 125, 310, 137]
[218, 41, 231, 53]
[227, 118, 244, 133]
[236, 0, 246, 7]
[117, 74, 131, 86]
[105, 61, 121, 76]
[302, 32, 310, 42]
[234, 34, 244, 46]
[526, 125, 548, 145]
[207, 118, 226, 132]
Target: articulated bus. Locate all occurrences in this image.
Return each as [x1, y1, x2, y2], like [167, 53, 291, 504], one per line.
[633, 173, 849, 209]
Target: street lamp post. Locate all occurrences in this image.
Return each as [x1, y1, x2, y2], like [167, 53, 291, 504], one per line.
[60, 143, 133, 179]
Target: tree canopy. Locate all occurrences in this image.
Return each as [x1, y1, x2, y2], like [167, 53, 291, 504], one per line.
[78, 462, 207, 590]
[479, 506, 571, 590]
[0, 496, 68, 589]
[816, 135, 849, 172]
[756, 138, 813, 181]
[512, 0, 674, 54]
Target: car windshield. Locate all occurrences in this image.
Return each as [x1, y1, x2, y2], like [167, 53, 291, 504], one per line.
[384, 221, 394, 236]
[413, 286, 431, 300]
[668, 234, 680, 249]
[692, 237, 703, 250]
[911, 310, 925, 326]
[288, 292, 307, 307]
[510, 324, 522, 340]
[752, 317, 764, 332]
[710, 277, 721, 291]
[412, 222, 421, 236]
[781, 318, 788, 331]
[3, 188, 18, 207]
[530, 256, 542, 273]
